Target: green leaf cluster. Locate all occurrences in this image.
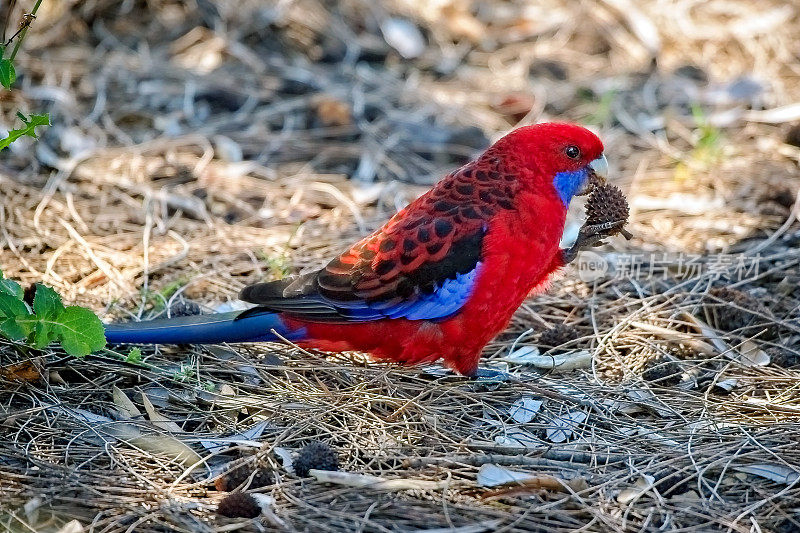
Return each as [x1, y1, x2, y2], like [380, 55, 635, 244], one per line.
[0, 271, 107, 357]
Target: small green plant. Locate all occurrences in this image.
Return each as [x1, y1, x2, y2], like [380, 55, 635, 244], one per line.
[586, 90, 617, 126]
[690, 103, 722, 164]
[125, 347, 143, 365]
[256, 250, 293, 278]
[0, 1, 49, 152]
[141, 277, 190, 313]
[0, 6, 107, 358]
[0, 272, 106, 357]
[173, 362, 196, 382]
[0, 110, 49, 150]
[674, 104, 723, 183]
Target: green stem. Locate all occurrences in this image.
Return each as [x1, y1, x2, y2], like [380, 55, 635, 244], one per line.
[8, 0, 43, 62]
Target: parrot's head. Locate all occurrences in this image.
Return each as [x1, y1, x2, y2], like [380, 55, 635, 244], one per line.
[495, 122, 608, 208]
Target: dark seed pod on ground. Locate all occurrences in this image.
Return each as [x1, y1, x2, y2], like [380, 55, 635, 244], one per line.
[641, 357, 683, 386]
[585, 184, 629, 233]
[294, 441, 339, 477]
[539, 324, 579, 351]
[215, 463, 274, 492]
[168, 299, 202, 317]
[217, 492, 261, 519]
[706, 287, 775, 338]
[768, 347, 800, 368]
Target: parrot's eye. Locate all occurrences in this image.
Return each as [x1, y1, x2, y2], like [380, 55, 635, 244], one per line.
[565, 145, 581, 160]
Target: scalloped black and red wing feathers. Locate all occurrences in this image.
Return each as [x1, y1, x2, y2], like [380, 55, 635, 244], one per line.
[239, 159, 519, 323]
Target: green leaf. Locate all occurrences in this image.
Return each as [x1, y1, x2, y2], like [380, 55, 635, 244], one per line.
[0, 59, 16, 89]
[33, 284, 64, 319]
[0, 112, 50, 151]
[54, 306, 107, 357]
[0, 293, 32, 340]
[1, 317, 30, 340]
[0, 269, 23, 300]
[0, 277, 23, 300]
[0, 292, 29, 319]
[29, 285, 66, 348]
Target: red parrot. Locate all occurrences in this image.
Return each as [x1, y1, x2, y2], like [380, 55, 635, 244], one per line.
[105, 123, 612, 375]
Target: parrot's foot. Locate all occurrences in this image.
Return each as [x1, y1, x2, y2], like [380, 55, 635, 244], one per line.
[562, 219, 626, 264]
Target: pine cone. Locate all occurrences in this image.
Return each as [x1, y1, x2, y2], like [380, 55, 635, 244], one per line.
[215, 463, 274, 492]
[217, 492, 261, 519]
[585, 184, 629, 233]
[769, 347, 800, 368]
[706, 287, 775, 338]
[641, 357, 683, 386]
[294, 441, 339, 477]
[538, 325, 579, 350]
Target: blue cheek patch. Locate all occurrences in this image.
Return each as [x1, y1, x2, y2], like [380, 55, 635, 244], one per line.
[553, 168, 589, 207]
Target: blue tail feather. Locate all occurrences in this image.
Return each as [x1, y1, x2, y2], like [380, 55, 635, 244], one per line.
[104, 309, 306, 345]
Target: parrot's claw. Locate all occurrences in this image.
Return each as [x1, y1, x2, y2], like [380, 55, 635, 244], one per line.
[562, 219, 626, 264]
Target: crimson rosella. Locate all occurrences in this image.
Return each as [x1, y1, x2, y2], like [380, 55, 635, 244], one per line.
[105, 122, 617, 375]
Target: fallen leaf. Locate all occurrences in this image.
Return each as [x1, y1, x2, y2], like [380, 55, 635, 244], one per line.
[715, 378, 739, 391]
[617, 475, 655, 504]
[477, 464, 587, 492]
[112, 386, 142, 419]
[477, 464, 536, 487]
[501, 348, 591, 371]
[494, 428, 542, 449]
[508, 397, 543, 423]
[546, 410, 587, 443]
[736, 340, 770, 367]
[311, 470, 448, 491]
[501, 346, 540, 363]
[0, 360, 41, 383]
[141, 392, 183, 433]
[273, 446, 294, 473]
[734, 464, 800, 485]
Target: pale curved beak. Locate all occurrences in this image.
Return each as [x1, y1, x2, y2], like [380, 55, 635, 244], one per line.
[589, 154, 609, 181]
[576, 154, 609, 196]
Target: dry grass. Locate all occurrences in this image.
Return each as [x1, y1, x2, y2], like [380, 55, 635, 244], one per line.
[1, 0, 799, 531]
